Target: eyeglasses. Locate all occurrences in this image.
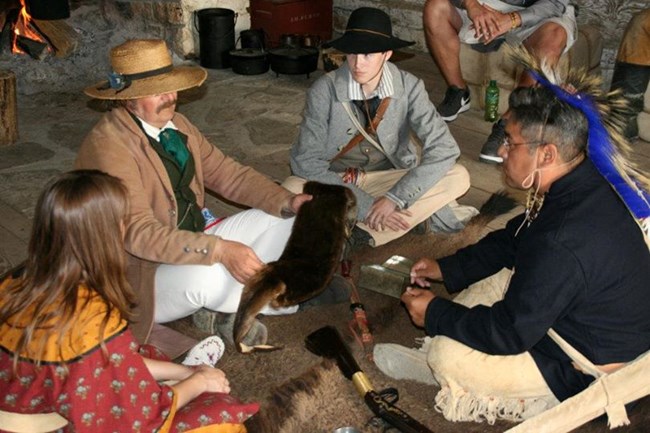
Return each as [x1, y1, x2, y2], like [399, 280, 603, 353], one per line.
[502, 136, 544, 152]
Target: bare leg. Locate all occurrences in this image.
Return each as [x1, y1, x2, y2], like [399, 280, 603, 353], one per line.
[424, 0, 466, 88]
[520, 22, 568, 87]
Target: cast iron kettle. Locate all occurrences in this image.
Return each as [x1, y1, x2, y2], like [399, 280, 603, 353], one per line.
[268, 47, 319, 78]
[230, 29, 269, 76]
[268, 34, 320, 78]
[230, 48, 269, 75]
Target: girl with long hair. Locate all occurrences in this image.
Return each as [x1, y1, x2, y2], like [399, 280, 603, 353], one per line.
[0, 170, 257, 433]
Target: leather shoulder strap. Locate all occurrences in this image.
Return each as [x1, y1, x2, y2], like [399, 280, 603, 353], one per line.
[371, 96, 391, 129]
[332, 97, 392, 161]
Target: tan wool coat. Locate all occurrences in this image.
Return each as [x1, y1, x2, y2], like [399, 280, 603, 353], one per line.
[75, 107, 294, 344]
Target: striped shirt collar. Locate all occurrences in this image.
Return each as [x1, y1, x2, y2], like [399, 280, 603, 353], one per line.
[348, 62, 393, 101]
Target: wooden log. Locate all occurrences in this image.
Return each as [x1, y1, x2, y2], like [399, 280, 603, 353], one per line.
[0, 0, 21, 11]
[0, 1, 20, 43]
[33, 19, 78, 58]
[0, 8, 19, 55]
[0, 70, 18, 146]
[0, 0, 20, 29]
[15, 34, 48, 59]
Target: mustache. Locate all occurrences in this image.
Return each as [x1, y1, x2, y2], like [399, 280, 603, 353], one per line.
[157, 100, 177, 113]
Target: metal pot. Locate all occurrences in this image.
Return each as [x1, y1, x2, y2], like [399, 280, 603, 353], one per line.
[301, 34, 321, 48]
[240, 29, 266, 50]
[268, 47, 319, 78]
[279, 33, 302, 48]
[229, 49, 270, 75]
[26, 0, 70, 20]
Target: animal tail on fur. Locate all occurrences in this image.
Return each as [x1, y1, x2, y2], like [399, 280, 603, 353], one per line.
[467, 191, 518, 226]
[234, 269, 287, 353]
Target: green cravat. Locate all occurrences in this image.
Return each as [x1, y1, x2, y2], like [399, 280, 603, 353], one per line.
[159, 128, 189, 169]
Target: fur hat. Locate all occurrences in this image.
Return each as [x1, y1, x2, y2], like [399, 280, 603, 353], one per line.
[323, 7, 415, 54]
[84, 39, 207, 100]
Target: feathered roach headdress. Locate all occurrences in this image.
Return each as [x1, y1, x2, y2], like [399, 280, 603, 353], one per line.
[509, 46, 650, 242]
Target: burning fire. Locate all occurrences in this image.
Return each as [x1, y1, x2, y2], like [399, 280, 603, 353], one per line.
[12, 0, 51, 55]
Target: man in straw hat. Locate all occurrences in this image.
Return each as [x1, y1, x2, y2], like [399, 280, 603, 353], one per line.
[283, 7, 475, 252]
[374, 49, 650, 426]
[423, 0, 576, 164]
[76, 39, 313, 353]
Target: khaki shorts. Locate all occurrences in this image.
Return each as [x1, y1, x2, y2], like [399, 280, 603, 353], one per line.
[457, 0, 577, 53]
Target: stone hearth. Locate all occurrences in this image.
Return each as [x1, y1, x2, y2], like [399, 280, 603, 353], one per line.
[0, 0, 249, 95]
[0, 0, 647, 94]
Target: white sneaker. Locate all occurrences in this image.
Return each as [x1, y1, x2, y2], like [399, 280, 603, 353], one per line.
[373, 341, 439, 386]
[182, 335, 225, 367]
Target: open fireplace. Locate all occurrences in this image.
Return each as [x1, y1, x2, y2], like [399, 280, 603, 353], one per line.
[0, 0, 77, 59]
[0, 0, 252, 95]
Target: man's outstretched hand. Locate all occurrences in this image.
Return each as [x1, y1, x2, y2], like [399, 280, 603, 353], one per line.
[401, 286, 435, 328]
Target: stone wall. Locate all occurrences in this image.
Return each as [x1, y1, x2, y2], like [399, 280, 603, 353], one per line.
[576, 0, 649, 81]
[1, 0, 647, 94]
[184, 1, 251, 55]
[94, 0, 251, 59]
[331, 0, 650, 84]
[0, 0, 249, 94]
[332, 0, 426, 51]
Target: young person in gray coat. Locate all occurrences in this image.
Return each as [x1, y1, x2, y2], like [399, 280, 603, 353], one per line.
[283, 7, 474, 249]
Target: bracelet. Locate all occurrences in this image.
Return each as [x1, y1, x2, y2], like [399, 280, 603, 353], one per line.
[509, 12, 517, 29]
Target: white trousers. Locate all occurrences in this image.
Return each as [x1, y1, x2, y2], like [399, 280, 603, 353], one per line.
[153, 209, 299, 323]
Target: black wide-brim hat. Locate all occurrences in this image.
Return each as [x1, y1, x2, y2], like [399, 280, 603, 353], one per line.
[323, 7, 415, 54]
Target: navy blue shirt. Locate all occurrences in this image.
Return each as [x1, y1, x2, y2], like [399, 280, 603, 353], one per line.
[429, 160, 650, 400]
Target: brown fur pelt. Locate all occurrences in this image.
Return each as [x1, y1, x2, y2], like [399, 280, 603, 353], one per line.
[234, 181, 357, 352]
[244, 359, 381, 433]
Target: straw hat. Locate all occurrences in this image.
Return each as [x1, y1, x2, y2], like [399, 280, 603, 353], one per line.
[84, 39, 207, 100]
[322, 7, 414, 54]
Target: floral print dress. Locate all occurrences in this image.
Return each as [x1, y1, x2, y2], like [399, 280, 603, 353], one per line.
[0, 283, 258, 433]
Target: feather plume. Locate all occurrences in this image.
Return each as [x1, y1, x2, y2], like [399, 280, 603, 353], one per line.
[506, 45, 650, 222]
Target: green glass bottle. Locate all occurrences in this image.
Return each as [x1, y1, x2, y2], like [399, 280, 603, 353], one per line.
[484, 80, 499, 122]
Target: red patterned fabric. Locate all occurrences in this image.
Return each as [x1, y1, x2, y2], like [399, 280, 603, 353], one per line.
[0, 283, 259, 433]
